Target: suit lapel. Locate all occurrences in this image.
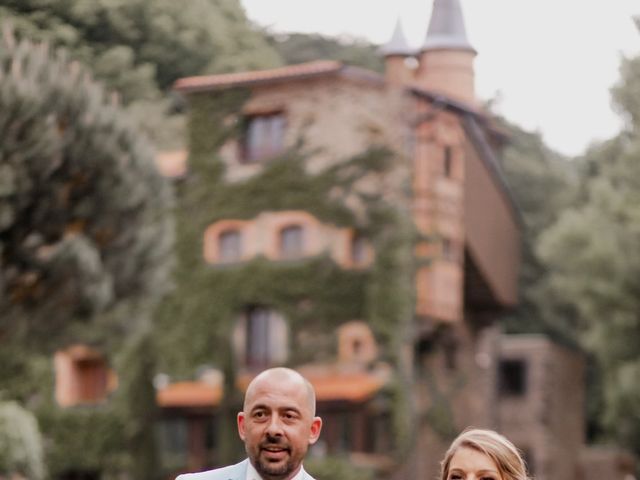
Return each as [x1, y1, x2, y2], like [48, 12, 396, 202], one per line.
[229, 459, 249, 480]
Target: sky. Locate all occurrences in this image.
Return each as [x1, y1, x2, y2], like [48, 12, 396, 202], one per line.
[240, 0, 639, 157]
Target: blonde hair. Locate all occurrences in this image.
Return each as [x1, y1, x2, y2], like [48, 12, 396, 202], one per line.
[440, 429, 530, 480]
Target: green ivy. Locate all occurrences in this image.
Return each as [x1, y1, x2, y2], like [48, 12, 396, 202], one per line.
[155, 88, 419, 463]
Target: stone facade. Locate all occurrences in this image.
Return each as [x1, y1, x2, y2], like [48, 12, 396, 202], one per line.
[497, 336, 586, 480]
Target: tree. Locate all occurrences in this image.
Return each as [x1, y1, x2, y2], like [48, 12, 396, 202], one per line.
[0, 29, 174, 478]
[493, 116, 578, 339]
[0, 0, 283, 149]
[537, 53, 640, 451]
[0, 28, 173, 347]
[0, 0, 282, 100]
[267, 32, 384, 73]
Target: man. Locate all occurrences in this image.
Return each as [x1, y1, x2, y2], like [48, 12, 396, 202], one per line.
[177, 367, 323, 480]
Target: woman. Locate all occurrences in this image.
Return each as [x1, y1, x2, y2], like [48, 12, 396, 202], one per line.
[440, 428, 530, 480]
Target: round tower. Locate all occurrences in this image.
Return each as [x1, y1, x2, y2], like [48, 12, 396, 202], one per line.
[380, 19, 414, 87]
[417, 0, 477, 104]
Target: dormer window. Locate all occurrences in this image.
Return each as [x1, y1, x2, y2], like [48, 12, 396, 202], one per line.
[279, 225, 304, 259]
[218, 229, 242, 263]
[242, 112, 285, 163]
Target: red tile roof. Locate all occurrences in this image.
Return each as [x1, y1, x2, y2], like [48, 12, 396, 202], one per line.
[236, 370, 386, 403]
[174, 60, 343, 93]
[62, 344, 104, 361]
[157, 381, 222, 408]
[308, 373, 385, 403]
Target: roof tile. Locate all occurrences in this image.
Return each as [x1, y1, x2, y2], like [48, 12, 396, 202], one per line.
[157, 381, 222, 408]
[174, 60, 343, 93]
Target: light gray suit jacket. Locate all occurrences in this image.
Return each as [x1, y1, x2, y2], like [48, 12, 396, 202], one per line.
[176, 459, 316, 480]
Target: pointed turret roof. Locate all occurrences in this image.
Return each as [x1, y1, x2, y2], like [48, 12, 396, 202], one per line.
[380, 19, 413, 57]
[422, 0, 475, 53]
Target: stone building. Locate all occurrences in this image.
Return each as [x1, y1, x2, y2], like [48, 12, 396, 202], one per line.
[150, 0, 633, 479]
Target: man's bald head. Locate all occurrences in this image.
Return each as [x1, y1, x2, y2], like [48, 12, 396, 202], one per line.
[238, 367, 322, 480]
[243, 367, 316, 416]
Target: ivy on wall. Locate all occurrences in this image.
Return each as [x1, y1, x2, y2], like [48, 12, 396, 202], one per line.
[154, 88, 418, 464]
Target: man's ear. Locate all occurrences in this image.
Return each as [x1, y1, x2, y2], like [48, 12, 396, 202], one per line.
[237, 411, 246, 441]
[308, 416, 323, 445]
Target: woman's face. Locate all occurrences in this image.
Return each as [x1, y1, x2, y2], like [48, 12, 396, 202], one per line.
[446, 446, 503, 480]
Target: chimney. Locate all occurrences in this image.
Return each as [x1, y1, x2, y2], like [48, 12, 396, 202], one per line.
[380, 19, 414, 87]
[417, 0, 477, 104]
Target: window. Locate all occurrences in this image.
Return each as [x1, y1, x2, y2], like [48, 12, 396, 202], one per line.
[443, 146, 453, 178]
[498, 359, 528, 396]
[337, 321, 377, 364]
[279, 225, 304, 259]
[54, 346, 115, 407]
[351, 339, 362, 356]
[243, 307, 288, 369]
[218, 229, 242, 263]
[350, 234, 368, 266]
[442, 237, 455, 261]
[243, 113, 285, 163]
[75, 358, 109, 403]
[232, 308, 288, 369]
[158, 417, 189, 457]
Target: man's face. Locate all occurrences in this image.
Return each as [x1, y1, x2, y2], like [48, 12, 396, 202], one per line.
[238, 373, 322, 480]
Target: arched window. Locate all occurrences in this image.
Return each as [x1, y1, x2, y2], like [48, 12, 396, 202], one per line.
[218, 229, 242, 263]
[278, 225, 304, 259]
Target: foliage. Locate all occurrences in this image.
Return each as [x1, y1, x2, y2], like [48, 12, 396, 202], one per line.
[0, 0, 282, 100]
[37, 405, 127, 478]
[0, 401, 45, 480]
[0, 29, 173, 348]
[492, 116, 579, 340]
[305, 455, 375, 480]
[0, 29, 172, 480]
[267, 32, 383, 73]
[536, 52, 640, 452]
[119, 330, 161, 480]
[0, 0, 284, 149]
[611, 55, 640, 129]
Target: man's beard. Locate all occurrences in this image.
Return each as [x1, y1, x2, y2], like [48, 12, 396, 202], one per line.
[255, 456, 293, 479]
[252, 435, 296, 480]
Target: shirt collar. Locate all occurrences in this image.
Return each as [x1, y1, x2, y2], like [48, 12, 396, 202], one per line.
[245, 460, 306, 480]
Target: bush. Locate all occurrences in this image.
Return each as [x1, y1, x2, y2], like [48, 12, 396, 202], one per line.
[0, 402, 45, 480]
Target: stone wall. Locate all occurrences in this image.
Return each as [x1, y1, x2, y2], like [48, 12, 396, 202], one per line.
[497, 335, 585, 480]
